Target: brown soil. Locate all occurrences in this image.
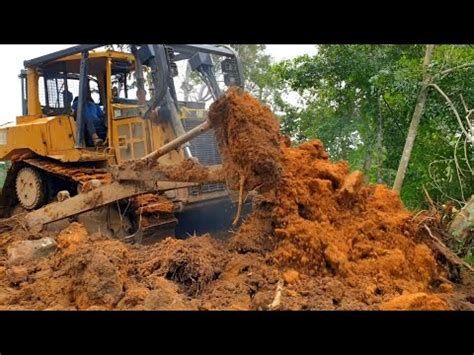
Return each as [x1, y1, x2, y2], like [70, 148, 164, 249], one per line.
[136, 235, 227, 296]
[132, 194, 174, 214]
[160, 159, 225, 183]
[118, 156, 224, 185]
[0, 89, 472, 310]
[378, 293, 449, 310]
[208, 87, 283, 191]
[0, 223, 129, 310]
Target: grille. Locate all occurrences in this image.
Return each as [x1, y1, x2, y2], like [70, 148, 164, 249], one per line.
[182, 117, 225, 196]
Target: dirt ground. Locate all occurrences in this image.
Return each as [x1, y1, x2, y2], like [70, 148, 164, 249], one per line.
[0, 88, 472, 310]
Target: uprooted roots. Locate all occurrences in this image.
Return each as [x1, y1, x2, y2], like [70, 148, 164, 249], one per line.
[138, 236, 227, 296]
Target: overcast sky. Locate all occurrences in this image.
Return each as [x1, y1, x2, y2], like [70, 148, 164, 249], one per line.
[0, 44, 317, 124]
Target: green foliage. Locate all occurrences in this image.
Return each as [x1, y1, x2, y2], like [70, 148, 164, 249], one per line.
[465, 249, 474, 267]
[273, 45, 474, 209]
[184, 45, 277, 103]
[231, 45, 274, 101]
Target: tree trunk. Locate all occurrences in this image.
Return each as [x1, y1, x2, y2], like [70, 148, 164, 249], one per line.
[392, 45, 435, 192]
[363, 140, 373, 180]
[376, 94, 384, 183]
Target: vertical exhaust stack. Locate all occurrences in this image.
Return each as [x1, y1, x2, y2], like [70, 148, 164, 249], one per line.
[74, 51, 90, 148]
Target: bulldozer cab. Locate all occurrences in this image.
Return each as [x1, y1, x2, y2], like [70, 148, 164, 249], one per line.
[14, 45, 243, 165]
[20, 51, 145, 152]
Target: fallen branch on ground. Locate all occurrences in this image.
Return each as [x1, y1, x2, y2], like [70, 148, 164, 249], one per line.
[268, 279, 284, 310]
[423, 224, 473, 272]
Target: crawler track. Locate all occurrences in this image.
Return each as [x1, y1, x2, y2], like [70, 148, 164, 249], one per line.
[22, 158, 177, 240]
[24, 158, 112, 186]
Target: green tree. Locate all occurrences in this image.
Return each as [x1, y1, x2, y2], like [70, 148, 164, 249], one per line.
[231, 45, 273, 101]
[183, 45, 276, 104]
[273, 45, 474, 209]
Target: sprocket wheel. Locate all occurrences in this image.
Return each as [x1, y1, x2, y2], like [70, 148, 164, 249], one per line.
[15, 167, 47, 210]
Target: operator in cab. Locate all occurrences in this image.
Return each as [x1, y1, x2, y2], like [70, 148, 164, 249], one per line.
[72, 93, 107, 147]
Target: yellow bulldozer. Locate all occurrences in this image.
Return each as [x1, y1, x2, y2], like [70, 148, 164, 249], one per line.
[0, 44, 245, 242]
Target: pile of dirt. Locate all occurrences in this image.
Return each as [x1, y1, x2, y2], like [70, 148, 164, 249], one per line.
[0, 218, 471, 310]
[266, 141, 440, 295]
[208, 89, 467, 309]
[0, 223, 199, 310]
[0, 89, 472, 310]
[208, 87, 283, 191]
[198, 253, 280, 310]
[0, 223, 129, 310]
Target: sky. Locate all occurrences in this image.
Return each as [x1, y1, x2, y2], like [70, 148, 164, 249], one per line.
[266, 44, 317, 61]
[0, 44, 317, 124]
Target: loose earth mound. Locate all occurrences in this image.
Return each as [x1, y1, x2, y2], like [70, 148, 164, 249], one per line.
[0, 88, 472, 310]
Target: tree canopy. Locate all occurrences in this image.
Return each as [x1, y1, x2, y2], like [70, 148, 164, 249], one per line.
[272, 45, 474, 209]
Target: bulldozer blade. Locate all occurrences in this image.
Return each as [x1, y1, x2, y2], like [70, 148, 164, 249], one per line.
[175, 196, 252, 239]
[123, 224, 143, 244]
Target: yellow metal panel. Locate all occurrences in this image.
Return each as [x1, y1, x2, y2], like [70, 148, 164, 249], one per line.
[112, 116, 150, 163]
[56, 51, 135, 64]
[111, 114, 186, 165]
[179, 107, 207, 120]
[106, 58, 113, 149]
[113, 103, 142, 110]
[47, 116, 76, 152]
[16, 115, 41, 125]
[27, 69, 41, 116]
[149, 118, 184, 165]
[0, 120, 49, 159]
[0, 116, 108, 163]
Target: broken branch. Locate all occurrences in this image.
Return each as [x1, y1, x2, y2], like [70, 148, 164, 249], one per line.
[268, 279, 284, 310]
[440, 63, 474, 78]
[429, 83, 469, 137]
[232, 172, 246, 226]
[423, 224, 474, 272]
